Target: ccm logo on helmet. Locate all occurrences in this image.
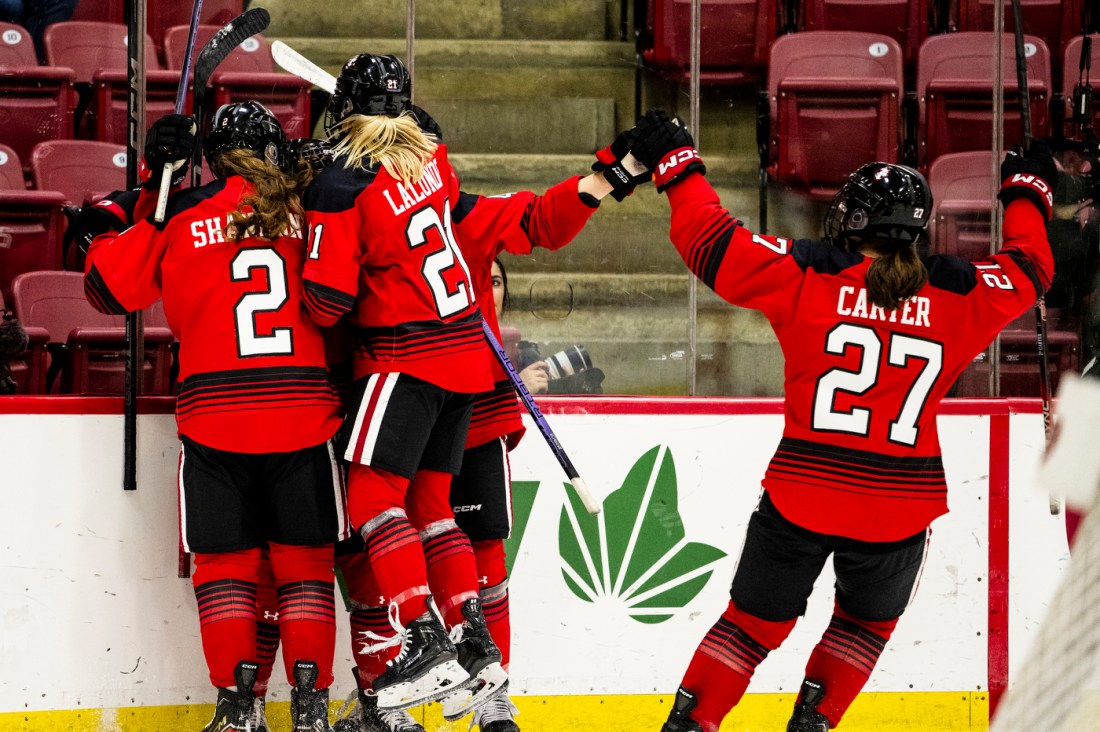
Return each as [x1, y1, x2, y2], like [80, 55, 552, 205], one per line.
[659, 149, 700, 176]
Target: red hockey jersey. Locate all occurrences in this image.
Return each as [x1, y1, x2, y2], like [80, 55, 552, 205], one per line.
[453, 176, 600, 449]
[666, 173, 1054, 541]
[84, 177, 343, 454]
[301, 144, 493, 394]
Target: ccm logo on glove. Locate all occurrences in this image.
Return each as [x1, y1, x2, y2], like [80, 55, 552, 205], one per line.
[659, 148, 701, 176]
[1006, 173, 1053, 207]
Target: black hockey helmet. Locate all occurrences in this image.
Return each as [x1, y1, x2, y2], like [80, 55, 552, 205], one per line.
[279, 137, 334, 177]
[203, 100, 286, 174]
[325, 53, 411, 134]
[824, 162, 932, 248]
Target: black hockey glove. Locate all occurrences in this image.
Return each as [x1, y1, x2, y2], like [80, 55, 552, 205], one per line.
[63, 188, 139, 256]
[630, 108, 706, 193]
[592, 127, 650, 202]
[411, 105, 443, 142]
[998, 141, 1056, 221]
[142, 113, 197, 190]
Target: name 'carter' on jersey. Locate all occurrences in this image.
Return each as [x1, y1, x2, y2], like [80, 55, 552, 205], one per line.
[665, 174, 1053, 542]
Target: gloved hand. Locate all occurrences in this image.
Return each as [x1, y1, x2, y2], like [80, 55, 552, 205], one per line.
[411, 104, 443, 142]
[998, 140, 1056, 220]
[630, 108, 706, 193]
[142, 113, 197, 189]
[63, 188, 139, 255]
[592, 127, 649, 202]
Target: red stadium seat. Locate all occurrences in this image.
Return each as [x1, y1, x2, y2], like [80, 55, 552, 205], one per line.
[801, 0, 929, 69]
[917, 32, 1051, 171]
[149, 0, 242, 61]
[10, 271, 173, 395]
[957, 0, 1081, 88]
[766, 31, 903, 198]
[0, 144, 26, 190]
[927, 150, 995, 259]
[42, 21, 180, 144]
[0, 188, 67, 305]
[29, 140, 128, 206]
[641, 0, 778, 84]
[164, 24, 311, 138]
[0, 22, 77, 166]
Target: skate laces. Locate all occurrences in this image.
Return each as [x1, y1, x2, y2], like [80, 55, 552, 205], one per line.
[471, 693, 518, 728]
[379, 705, 420, 730]
[357, 601, 406, 659]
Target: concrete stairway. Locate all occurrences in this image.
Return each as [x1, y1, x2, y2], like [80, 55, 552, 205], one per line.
[253, 0, 789, 396]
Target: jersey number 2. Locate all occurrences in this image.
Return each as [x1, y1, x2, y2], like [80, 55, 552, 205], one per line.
[813, 323, 943, 447]
[231, 247, 293, 357]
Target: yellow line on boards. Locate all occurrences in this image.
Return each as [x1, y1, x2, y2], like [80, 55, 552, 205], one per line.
[0, 692, 987, 731]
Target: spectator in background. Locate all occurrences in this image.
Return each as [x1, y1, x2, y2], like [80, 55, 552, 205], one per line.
[0, 0, 78, 62]
[0, 307, 28, 394]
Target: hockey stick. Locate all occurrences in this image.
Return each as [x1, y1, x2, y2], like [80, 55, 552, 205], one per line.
[271, 40, 336, 93]
[1009, 0, 1059, 514]
[154, 0, 204, 223]
[481, 321, 600, 515]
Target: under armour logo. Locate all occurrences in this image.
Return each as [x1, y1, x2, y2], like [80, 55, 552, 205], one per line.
[478, 575, 488, 585]
[263, 611, 279, 621]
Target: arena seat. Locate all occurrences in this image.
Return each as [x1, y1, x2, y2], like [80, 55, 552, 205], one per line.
[0, 283, 47, 394]
[0, 22, 76, 166]
[163, 25, 311, 138]
[0, 186, 67, 306]
[801, 0, 929, 69]
[149, 0, 242, 61]
[0, 144, 25, 190]
[927, 150, 995, 259]
[42, 21, 179, 144]
[957, 0, 1081, 88]
[29, 140, 128, 207]
[765, 30, 903, 198]
[917, 31, 1051, 171]
[640, 0, 778, 84]
[10, 271, 173, 395]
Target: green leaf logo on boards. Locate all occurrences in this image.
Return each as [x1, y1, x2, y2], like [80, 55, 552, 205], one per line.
[558, 445, 727, 624]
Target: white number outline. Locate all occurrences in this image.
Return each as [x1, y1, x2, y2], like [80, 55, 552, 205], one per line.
[812, 323, 943, 447]
[405, 201, 475, 319]
[230, 247, 293, 358]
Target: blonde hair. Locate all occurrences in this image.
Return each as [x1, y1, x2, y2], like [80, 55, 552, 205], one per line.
[864, 243, 929, 309]
[329, 112, 437, 183]
[213, 148, 305, 242]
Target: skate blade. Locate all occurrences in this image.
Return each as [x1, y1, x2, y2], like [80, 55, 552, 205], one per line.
[375, 659, 470, 711]
[440, 661, 508, 721]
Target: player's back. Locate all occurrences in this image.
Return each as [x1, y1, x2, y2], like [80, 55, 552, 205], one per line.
[158, 176, 341, 452]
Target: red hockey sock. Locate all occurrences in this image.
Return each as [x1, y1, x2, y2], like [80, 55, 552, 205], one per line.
[473, 539, 510, 668]
[349, 465, 429, 624]
[680, 601, 796, 732]
[253, 558, 279, 697]
[803, 603, 898, 727]
[338, 552, 396, 689]
[193, 549, 263, 689]
[407, 469, 479, 626]
[269, 542, 337, 690]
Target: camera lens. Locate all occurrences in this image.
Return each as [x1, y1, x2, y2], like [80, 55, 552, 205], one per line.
[545, 345, 592, 380]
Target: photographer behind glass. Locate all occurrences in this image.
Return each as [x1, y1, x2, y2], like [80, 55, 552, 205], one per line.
[491, 257, 605, 395]
[1049, 139, 1100, 369]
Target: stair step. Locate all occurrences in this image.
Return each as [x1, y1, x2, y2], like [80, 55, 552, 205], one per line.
[425, 98, 616, 155]
[257, 0, 613, 41]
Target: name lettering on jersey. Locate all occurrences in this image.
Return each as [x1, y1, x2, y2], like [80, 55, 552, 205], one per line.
[837, 286, 931, 327]
[382, 159, 444, 216]
[188, 214, 303, 249]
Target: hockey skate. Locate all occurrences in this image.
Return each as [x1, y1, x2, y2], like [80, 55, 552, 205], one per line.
[660, 686, 704, 732]
[201, 661, 260, 732]
[368, 598, 470, 710]
[249, 696, 270, 732]
[439, 597, 508, 721]
[290, 660, 334, 731]
[786, 679, 830, 732]
[470, 683, 520, 732]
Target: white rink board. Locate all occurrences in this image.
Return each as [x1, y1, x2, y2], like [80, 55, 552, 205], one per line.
[0, 406, 1068, 711]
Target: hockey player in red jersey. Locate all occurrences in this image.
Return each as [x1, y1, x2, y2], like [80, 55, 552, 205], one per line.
[83, 103, 348, 732]
[621, 111, 1055, 732]
[300, 53, 509, 718]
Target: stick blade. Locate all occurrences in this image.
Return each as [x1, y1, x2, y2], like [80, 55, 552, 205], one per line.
[194, 7, 272, 87]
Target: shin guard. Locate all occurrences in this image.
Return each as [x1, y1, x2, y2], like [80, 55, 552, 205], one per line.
[193, 548, 263, 689]
[269, 542, 337, 689]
